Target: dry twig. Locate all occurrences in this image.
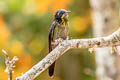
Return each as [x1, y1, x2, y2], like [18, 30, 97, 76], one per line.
[2, 50, 18, 80]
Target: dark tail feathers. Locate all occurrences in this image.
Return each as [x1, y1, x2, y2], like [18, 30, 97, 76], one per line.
[49, 62, 55, 77]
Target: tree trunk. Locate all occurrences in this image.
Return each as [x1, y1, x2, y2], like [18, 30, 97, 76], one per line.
[90, 0, 120, 80]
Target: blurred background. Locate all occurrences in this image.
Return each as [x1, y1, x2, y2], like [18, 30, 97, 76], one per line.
[0, 0, 119, 80]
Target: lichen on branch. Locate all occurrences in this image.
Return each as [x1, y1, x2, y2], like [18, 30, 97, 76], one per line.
[16, 28, 120, 80]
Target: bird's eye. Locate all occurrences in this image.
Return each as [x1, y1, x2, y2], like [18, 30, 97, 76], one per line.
[61, 12, 65, 15]
[58, 12, 64, 16]
[55, 11, 66, 19]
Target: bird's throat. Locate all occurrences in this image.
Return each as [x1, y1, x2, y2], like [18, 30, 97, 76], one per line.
[61, 17, 68, 25]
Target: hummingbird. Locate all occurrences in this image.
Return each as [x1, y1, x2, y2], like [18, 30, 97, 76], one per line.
[48, 9, 71, 77]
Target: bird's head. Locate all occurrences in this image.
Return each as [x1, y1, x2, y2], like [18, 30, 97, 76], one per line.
[54, 9, 71, 21]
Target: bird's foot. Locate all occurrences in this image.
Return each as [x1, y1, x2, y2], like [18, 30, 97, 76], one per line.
[56, 38, 63, 43]
[67, 36, 72, 40]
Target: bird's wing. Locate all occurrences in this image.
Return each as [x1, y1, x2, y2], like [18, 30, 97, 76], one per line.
[48, 21, 57, 52]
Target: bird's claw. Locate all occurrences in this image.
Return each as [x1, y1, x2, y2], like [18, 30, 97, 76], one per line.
[67, 37, 72, 40]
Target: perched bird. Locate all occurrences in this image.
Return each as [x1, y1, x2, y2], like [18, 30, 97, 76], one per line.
[48, 9, 71, 77]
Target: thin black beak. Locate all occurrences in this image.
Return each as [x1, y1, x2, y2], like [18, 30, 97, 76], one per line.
[66, 10, 71, 13]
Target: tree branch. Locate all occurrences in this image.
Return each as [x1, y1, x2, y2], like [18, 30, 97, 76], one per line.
[2, 50, 18, 80]
[16, 28, 120, 80]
